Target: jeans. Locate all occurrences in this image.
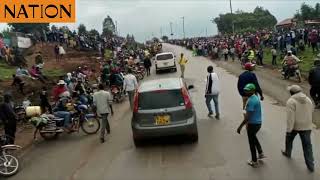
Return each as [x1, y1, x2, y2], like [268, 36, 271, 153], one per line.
[54, 111, 71, 128]
[127, 90, 135, 110]
[285, 130, 314, 170]
[205, 94, 219, 115]
[100, 113, 110, 139]
[247, 124, 263, 162]
[79, 94, 88, 105]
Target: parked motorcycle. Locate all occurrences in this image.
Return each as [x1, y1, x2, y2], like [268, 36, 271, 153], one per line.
[0, 135, 21, 177]
[31, 104, 100, 140]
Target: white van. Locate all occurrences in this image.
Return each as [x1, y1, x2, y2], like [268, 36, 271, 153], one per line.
[155, 52, 177, 73]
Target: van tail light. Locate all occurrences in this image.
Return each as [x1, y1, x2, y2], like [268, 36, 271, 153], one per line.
[133, 91, 139, 113]
[181, 87, 192, 109]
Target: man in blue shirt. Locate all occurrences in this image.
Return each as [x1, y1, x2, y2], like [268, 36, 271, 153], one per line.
[237, 63, 264, 109]
[237, 83, 265, 167]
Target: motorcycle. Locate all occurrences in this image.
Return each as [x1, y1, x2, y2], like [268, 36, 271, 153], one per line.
[282, 64, 302, 83]
[0, 135, 21, 177]
[31, 104, 100, 140]
[111, 85, 124, 102]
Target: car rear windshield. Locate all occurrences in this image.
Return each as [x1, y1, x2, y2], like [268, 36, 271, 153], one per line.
[156, 54, 173, 60]
[138, 89, 184, 110]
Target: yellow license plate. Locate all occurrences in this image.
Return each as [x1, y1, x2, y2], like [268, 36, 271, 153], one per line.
[155, 115, 170, 125]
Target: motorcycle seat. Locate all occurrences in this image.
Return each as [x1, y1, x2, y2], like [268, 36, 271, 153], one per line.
[53, 118, 64, 121]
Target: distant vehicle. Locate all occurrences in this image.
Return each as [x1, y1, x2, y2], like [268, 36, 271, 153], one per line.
[131, 78, 198, 146]
[155, 52, 177, 73]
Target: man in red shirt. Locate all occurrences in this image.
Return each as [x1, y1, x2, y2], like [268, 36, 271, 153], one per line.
[52, 80, 68, 102]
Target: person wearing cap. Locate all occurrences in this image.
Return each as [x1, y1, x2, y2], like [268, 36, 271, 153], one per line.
[237, 63, 264, 109]
[308, 60, 320, 108]
[237, 83, 265, 167]
[282, 85, 314, 172]
[0, 94, 17, 144]
[282, 50, 301, 80]
[52, 80, 68, 102]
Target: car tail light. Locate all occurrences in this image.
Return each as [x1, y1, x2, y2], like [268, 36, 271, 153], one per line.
[133, 91, 139, 113]
[181, 87, 192, 109]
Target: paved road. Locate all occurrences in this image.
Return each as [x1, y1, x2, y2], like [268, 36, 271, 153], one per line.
[11, 44, 320, 180]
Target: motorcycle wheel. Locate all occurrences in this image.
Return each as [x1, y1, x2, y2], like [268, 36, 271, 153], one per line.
[81, 117, 100, 134]
[0, 154, 19, 177]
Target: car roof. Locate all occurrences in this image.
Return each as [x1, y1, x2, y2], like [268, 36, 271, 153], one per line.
[156, 52, 174, 56]
[138, 78, 183, 93]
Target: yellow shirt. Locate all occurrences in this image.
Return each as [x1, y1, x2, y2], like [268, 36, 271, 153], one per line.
[179, 57, 188, 65]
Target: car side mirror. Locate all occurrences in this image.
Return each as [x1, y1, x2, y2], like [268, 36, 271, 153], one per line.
[188, 85, 194, 90]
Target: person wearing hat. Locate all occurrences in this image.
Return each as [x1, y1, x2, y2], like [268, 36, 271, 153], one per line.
[282, 85, 314, 172]
[282, 50, 301, 80]
[237, 62, 264, 109]
[308, 60, 320, 108]
[52, 80, 68, 102]
[237, 83, 265, 167]
[0, 94, 17, 144]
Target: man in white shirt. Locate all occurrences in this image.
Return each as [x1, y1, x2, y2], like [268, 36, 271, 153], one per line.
[282, 85, 314, 172]
[123, 69, 138, 110]
[205, 66, 220, 119]
[93, 84, 113, 143]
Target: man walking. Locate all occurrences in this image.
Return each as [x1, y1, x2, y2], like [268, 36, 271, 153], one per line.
[237, 63, 264, 109]
[282, 85, 314, 172]
[0, 94, 17, 144]
[237, 83, 265, 167]
[178, 53, 188, 78]
[205, 66, 220, 119]
[144, 55, 152, 76]
[93, 84, 114, 143]
[123, 69, 138, 110]
[308, 60, 320, 108]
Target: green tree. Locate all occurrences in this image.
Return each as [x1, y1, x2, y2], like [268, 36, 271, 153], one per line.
[161, 36, 169, 42]
[102, 15, 116, 37]
[78, 24, 87, 35]
[8, 23, 49, 34]
[1, 28, 11, 38]
[51, 25, 58, 31]
[214, 6, 277, 34]
[294, 3, 320, 21]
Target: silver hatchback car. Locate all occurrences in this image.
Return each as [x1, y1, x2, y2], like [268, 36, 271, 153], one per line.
[131, 78, 198, 146]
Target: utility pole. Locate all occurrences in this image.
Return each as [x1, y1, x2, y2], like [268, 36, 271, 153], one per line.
[170, 22, 173, 39]
[229, 0, 235, 34]
[160, 27, 163, 38]
[115, 20, 118, 36]
[181, 16, 185, 39]
[205, 27, 207, 37]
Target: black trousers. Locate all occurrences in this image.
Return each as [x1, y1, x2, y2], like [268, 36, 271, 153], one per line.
[272, 55, 277, 65]
[310, 86, 320, 105]
[40, 102, 52, 114]
[4, 121, 17, 144]
[247, 124, 263, 162]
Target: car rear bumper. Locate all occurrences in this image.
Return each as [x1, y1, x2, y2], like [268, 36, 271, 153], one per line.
[132, 116, 197, 139]
[156, 65, 176, 70]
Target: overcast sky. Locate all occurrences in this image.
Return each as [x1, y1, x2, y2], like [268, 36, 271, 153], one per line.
[0, 0, 318, 42]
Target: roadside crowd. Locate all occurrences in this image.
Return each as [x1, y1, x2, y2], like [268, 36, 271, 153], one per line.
[171, 27, 320, 66]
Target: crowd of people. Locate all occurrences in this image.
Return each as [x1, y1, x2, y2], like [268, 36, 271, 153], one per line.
[171, 27, 320, 66]
[1, 33, 162, 145]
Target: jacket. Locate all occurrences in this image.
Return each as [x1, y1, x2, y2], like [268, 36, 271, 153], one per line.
[205, 72, 220, 95]
[237, 71, 263, 97]
[308, 66, 320, 87]
[286, 92, 314, 132]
